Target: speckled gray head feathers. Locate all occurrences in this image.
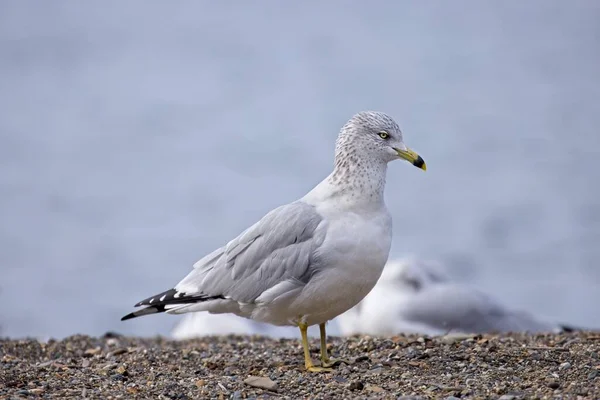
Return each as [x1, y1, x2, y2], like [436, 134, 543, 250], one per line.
[335, 111, 405, 163]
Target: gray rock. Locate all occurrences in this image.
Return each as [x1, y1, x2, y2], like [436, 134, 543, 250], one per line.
[559, 362, 571, 371]
[440, 333, 477, 344]
[243, 376, 278, 392]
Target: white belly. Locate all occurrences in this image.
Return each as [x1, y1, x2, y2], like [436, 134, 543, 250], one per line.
[289, 208, 392, 326]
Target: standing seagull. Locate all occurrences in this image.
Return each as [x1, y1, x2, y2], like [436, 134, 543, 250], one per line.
[121, 111, 426, 372]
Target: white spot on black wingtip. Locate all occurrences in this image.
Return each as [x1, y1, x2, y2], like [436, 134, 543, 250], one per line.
[122, 288, 228, 321]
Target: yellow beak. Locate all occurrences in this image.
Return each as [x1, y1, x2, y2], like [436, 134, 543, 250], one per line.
[395, 147, 427, 171]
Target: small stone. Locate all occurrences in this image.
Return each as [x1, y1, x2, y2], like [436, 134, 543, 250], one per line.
[355, 355, 370, 363]
[82, 359, 90, 368]
[102, 363, 117, 371]
[440, 334, 476, 345]
[588, 370, 598, 380]
[348, 381, 364, 391]
[243, 376, 278, 392]
[498, 395, 517, 400]
[366, 385, 385, 393]
[443, 397, 461, 400]
[559, 362, 571, 371]
[83, 347, 101, 357]
[29, 388, 44, 395]
[106, 338, 119, 347]
[107, 348, 128, 357]
[196, 380, 206, 388]
[466, 378, 476, 386]
[116, 365, 128, 376]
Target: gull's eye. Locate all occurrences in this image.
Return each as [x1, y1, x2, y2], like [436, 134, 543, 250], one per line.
[378, 131, 389, 140]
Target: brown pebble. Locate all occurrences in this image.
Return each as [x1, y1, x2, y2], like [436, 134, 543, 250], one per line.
[83, 347, 101, 357]
[366, 384, 385, 393]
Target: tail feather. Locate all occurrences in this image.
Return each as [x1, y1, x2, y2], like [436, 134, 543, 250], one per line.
[121, 288, 225, 321]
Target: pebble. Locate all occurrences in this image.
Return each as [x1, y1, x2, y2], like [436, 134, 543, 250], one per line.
[440, 333, 477, 345]
[498, 395, 517, 400]
[107, 348, 128, 357]
[559, 362, 571, 371]
[83, 347, 101, 357]
[243, 376, 278, 392]
[348, 381, 364, 391]
[366, 384, 385, 393]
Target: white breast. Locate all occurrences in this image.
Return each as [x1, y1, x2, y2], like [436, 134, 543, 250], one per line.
[292, 207, 392, 325]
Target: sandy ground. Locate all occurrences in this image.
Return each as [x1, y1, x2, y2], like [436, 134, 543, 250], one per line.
[1, 331, 599, 399]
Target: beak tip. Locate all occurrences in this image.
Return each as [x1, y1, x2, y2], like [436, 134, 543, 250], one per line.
[413, 156, 426, 171]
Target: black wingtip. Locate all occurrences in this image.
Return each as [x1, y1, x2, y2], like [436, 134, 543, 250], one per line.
[121, 288, 227, 322]
[121, 312, 137, 321]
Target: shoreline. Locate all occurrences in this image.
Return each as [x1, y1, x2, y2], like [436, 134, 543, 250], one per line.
[1, 331, 599, 399]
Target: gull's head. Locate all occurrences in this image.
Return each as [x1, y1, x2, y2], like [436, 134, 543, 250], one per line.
[338, 111, 426, 170]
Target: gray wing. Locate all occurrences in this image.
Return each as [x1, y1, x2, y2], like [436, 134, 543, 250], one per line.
[402, 284, 558, 334]
[175, 201, 327, 304]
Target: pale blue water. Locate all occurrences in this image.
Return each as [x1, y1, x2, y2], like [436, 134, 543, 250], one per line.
[1, 1, 599, 339]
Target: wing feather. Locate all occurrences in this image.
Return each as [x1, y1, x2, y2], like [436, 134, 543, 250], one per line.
[175, 201, 326, 304]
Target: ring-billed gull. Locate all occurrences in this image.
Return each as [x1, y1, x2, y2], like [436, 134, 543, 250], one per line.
[336, 257, 574, 336]
[121, 111, 426, 372]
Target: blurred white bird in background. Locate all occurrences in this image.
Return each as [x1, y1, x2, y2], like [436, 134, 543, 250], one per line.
[336, 256, 573, 337]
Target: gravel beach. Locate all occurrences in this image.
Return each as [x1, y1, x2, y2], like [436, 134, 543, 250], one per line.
[1, 331, 599, 399]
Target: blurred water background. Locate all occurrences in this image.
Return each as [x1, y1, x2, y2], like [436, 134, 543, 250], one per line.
[1, 1, 599, 339]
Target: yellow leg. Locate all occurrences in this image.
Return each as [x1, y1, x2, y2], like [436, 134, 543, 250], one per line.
[319, 322, 353, 368]
[299, 323, 332, 373]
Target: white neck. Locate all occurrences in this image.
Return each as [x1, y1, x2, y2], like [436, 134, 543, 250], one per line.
[302, 151, 388, 211]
